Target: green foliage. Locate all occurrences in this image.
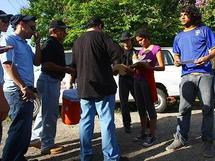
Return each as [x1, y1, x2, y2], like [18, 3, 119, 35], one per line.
[21, 0, 68, 41]
[201, 0, 215, 31]
[23, 0, 214, 48]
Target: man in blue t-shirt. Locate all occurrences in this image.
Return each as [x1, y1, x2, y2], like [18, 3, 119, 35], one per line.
[0, 14, 41, 161]
[165, 5, 215, 158]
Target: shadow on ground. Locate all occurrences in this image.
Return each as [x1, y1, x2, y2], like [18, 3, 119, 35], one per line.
[25, 108, 215, 161]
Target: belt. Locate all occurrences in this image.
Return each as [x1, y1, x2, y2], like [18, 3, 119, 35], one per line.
[190, 72, 203, 76]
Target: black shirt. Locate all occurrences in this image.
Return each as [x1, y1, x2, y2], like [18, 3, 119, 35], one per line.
[72, 31, 123, 99]
[120, 48, 137, 78]
[41, 36, 66, 80]
[121, 48, 137, 66]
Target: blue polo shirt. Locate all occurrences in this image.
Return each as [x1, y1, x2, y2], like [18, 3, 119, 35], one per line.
[173, 25, 215, 76]
[0, 34, 34, 91]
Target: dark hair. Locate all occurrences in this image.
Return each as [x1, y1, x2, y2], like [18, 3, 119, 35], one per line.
[180, 5, 202, 26]
[85, 16, 104, 29]
[135, 28, 151, 40]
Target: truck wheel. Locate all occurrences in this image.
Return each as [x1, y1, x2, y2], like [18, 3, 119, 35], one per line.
[154, 88, 167, 113]
[33, 93, 41, 119]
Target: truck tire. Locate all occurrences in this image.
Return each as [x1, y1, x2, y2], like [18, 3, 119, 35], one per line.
[33, 93, 41, 119]
[154, 88, 167, 113]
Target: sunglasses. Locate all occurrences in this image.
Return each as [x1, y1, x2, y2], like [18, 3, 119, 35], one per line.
[30, 25, 36, 31]
[26, 23, 36, 32]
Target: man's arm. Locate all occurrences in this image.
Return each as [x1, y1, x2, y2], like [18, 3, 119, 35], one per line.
[0, 86, 9, 121]
[0, 46, 13, 54]
[194, 47, 215, 65]
[33, 32, 41, 66]
[2, 62, 35, 101]
[43, 62, 75, 75]
[174, 53, 182, 67]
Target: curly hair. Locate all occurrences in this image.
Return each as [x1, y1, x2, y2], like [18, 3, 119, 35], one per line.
[180, 5, 202, 26]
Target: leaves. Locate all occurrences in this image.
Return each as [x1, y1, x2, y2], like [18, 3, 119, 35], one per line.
[22, 0, 214, 48]
[201, 0, 215, 30]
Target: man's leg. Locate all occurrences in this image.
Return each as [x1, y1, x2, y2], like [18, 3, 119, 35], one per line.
[30, 105, 42, 149]
[198, 74, 214, 158]
[198, 74, 214, 141]
[31, 105, 42, 141]
[119, 77, 131, 131]
[80, 99, 96, 161]
[166, 75, 197, 151]
[176, 75, 198, 143]
[96, 95, 119, 161]
[38, 74, 61, 152]
[2, 90, 34, 161]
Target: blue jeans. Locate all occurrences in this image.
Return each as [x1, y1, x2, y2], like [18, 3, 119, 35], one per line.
[119, 76, 135, 127]
[31, 73, 61, 150]
[176, 73, 214, 144]
[80, 95, 120, 161]
[2, 90, 34, 161]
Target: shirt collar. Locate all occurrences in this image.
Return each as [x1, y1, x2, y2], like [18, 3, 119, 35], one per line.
[12, 33, 27, 43]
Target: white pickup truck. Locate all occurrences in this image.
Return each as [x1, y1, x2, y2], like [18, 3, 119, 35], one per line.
[33, 47, 181, 118]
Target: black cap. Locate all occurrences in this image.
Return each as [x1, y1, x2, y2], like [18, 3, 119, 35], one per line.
[0, 10, 13, 19]
[10, 14, 36, 29]
[49, 20, 70, 29]
[120, 32, 132, 42]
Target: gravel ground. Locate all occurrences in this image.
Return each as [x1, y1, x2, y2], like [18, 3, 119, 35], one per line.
[1, 105, 215, 161]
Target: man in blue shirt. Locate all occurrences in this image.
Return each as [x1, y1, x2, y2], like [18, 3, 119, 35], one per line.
[166, 5, 215, 158]
[0, 14, 41, 161]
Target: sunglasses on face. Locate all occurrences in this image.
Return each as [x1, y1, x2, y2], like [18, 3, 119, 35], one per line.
[26, 23, 36, 32]
[29, 25, 36, 32]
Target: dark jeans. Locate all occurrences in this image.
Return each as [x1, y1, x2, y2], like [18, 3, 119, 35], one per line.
[119, 76, 135, 127]
[2, 90, 34, 161]
[134, 78, 157, 119]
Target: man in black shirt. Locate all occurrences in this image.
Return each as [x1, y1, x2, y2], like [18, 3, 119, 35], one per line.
[119, 32, 136, 133]
[30, 20, 74, 155]
[72, 17, 128, 161]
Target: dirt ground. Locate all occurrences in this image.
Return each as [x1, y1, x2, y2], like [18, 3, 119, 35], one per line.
[1, 105, 215, 161]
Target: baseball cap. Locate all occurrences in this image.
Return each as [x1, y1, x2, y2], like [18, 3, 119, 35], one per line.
[49, 20, 70, 29]
[0, 10, 13, 20]
[10, 14, 36, 29]
[120, 32, 132, 42]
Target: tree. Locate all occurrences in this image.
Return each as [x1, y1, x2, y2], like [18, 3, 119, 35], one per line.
[22, 0, 184, 47]
[22, 0, 68, 41]
[201, 0, 215, 30]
